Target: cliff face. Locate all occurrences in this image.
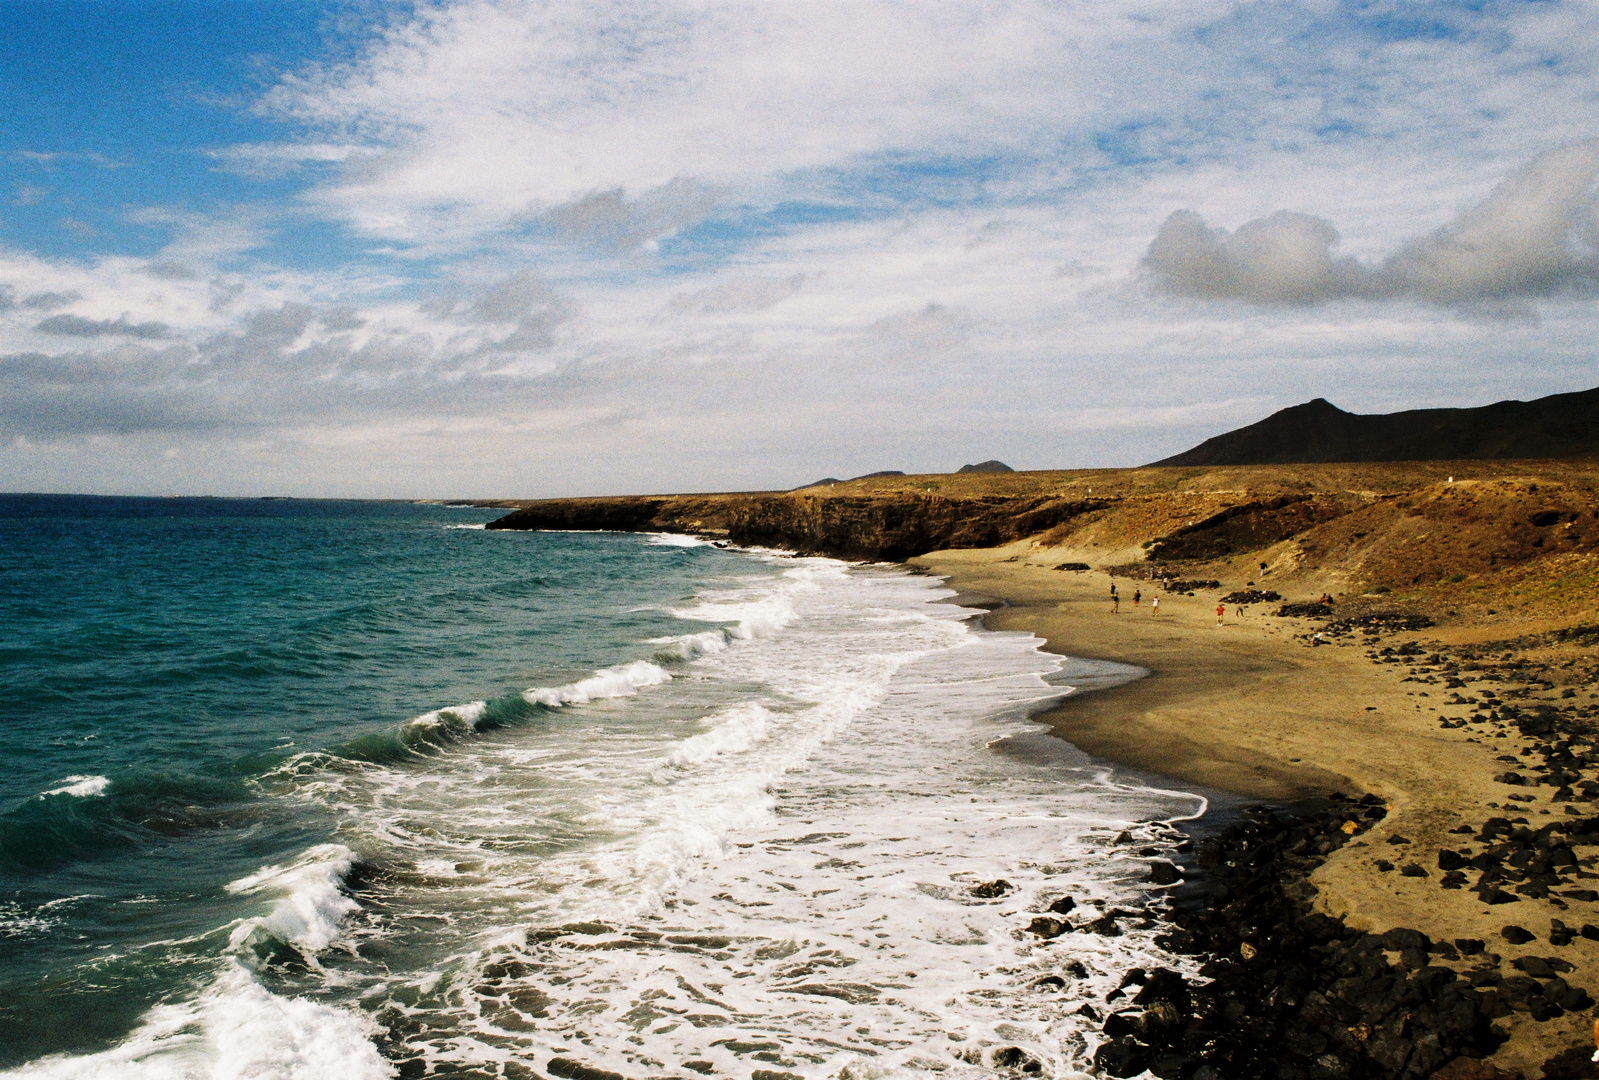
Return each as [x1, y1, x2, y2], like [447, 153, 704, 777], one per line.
[486, 492, 1108, 561]
[483, 461, 1599, 609]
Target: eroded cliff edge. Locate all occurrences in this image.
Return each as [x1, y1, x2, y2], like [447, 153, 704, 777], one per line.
[483, 461, 1599, 605]
[485, 489, 1107, 561]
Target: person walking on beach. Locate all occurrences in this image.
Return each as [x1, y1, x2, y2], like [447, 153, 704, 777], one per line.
[1216, 602, 1225, 625]
[1133, 588, 1141, 606]
[1151, 597, 1159, 615]
[1112, 592, 1120, 614]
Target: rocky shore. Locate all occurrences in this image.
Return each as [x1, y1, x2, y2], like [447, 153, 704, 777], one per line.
[987, 606, 1599, 1080]
[1071, 793, 1599, 1080]
[486, 459, 1599, 1077]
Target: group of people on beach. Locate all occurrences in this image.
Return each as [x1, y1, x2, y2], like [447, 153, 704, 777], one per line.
[1108, 582, 1157, 615]
[1109, 581, 1247, 625]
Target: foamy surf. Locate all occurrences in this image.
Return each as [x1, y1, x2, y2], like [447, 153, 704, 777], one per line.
[663, 703, 773, 767]
[0, 962, 392, 1080]
[226, 844, 361, 962]
[523, 659, 673, 707]
[3, 525, 1207, 1080]
[399, 701, 489, 738]
[650, 627, 732, 661]
[647, 532, 710, 547]
[369, 615, 1200, 1080]
[39, 776, 109, 798]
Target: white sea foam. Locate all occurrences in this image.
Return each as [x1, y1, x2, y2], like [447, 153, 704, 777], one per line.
[646, 532, 708, 547]
[663, 703, 773, 767]
[0, 896, 90, 940]
[363, 571, 1203, 1079]
[649, 628, 731, 661]
[444, 523, 486, 530]
[226, 844, 360, 959]
[671, 579, 803, 640]
[0, 961, 392, 1080]
[40, 775, 109, 798]
[523, 659, 672, 707]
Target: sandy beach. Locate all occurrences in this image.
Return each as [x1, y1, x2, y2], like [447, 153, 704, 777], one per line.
[915, 541, 1599, 1075]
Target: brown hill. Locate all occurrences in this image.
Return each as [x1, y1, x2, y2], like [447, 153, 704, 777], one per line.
[1150, 386, 1599, 467]
[483, 460, 1599, 626]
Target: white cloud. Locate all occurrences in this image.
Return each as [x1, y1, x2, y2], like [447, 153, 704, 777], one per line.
[667, 274, 804, 315]
[256, 1, 1231, 244]
[35, 314, 173, 340]
[244, 0, 1599, 256]
[1143, 142, 1599, 306]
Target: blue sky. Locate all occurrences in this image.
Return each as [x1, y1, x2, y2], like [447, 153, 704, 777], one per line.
[2, 0, 1597, 497]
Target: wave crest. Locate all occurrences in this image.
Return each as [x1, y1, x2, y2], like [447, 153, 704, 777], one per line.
[226, 843, 361, 962]
[523, 660, 671, 708]
[0, 961, 391, 1080]
[39, 775, 109, 799]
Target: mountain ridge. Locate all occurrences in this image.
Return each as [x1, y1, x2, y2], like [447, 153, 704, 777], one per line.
[1150, 386, 1599, 467]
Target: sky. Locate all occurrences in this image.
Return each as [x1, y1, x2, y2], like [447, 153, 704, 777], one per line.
[2, 0, 1597, 498]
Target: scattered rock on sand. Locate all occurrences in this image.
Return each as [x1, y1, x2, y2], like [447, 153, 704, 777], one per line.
[969, 878, 1013, 898]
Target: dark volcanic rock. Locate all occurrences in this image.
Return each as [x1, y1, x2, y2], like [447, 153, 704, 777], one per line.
[1147, 496, 1348, 561]
[1148, 860, 1181, 885]
[1147, 386, 1599, 466]
[1220, 589, 1282, 604]
[1026, 916, 1066, 939]
[969, 878, 1013, 898]
[1121, 799, 1509, 1080]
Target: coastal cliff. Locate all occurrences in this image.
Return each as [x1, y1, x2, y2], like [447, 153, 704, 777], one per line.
[487, 490, 1108, 561]
[484, 460, 1599, 608]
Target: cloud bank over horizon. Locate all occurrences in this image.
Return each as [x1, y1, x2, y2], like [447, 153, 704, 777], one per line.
[2, 1, 1598, 497]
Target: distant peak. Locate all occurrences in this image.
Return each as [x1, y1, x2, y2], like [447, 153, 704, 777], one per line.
[1145, 383, 1599, 466]
[957, 459, 1014, 474]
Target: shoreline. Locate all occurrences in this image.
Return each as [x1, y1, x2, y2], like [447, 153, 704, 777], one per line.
[915, 542, 1599, 1077]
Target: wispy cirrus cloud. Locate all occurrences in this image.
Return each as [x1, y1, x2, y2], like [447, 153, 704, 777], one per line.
[205, 142, 380, 179]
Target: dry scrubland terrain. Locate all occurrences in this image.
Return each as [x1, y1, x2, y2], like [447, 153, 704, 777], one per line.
[486, 461, 1599, 631]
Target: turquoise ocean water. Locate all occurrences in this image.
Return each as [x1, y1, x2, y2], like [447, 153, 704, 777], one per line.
[0, 495, 1202, 1079]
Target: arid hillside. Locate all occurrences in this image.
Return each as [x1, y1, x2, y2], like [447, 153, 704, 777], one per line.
[484, 459, 1599, 630]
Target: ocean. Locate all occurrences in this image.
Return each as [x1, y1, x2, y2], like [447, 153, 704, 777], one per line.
[0, 495, 1206, 1079]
